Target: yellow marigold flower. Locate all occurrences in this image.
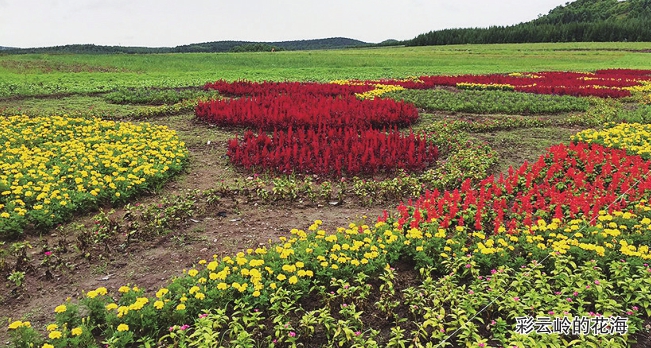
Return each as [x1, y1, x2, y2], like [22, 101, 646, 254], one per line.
[43, 344, 55, 348]
[86, 290, 98, 299]
[96, 287, 107, 295]
[117, 324, 129, 332]
[54, 304, 67, 313]
[49, 331, 62, 339]
[289, 275, 298, 284]
[105, 303, 118, 311]
[156, 288, 169, 298]
[118, 286, 130, 293]
[252, 290, 261, 297]
[277, 274, 287, 281]
[195, 292, 206, 300]
[154, 300, 164, 309]
[188, 269, 199, 277]
[176, 304, 186, 311]
[207, 261, 219, 271]
[71, 327, 83, 336]
[8, 321, 23, 330]
[217, 282, 228, 290]
[117, 306, 129, 318]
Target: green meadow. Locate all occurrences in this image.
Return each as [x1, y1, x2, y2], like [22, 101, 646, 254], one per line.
[1, 42, 651, 99]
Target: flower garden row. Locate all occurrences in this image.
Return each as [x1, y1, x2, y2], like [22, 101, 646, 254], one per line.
[227, 127, 438, 176]
[378, 69, 651, 99]
[0, 115, 188, 237]
[10, 118, 651, 346]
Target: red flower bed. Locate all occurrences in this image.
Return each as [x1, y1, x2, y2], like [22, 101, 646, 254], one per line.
[196, 94, 419, 130]
[227, 126, 438, 176]
[204, 80, 373, 97]
[392, 142, 651, 233]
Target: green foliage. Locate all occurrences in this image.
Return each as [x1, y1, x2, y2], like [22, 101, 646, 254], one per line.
[616, 104, 651, 123]
[102, 88, 217, 105]
[388, 89, 591, 115]
[566, 97, 621, 126]
[7, 270, 25, 287]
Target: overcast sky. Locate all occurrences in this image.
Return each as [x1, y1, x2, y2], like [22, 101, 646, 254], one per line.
[1, 0, 571, 48]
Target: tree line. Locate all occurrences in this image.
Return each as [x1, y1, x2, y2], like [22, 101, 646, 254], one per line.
[407, 0, 651, 46]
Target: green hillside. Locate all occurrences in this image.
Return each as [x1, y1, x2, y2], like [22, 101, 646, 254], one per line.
[408, 0, 651, 46]
[1, 37, 367, 55]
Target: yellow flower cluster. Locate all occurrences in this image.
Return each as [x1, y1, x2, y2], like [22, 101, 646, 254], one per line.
[8, 320, 31, 330]
[462, 208, 651, 260]
[330, 79, 405, 100]
[355, 84, 405, 100]
[572, 122, 651, 158]
[624, 81, 651, 94]
[0, 115, 188, 234]
[86, 286, 108, 299]
[508, 72, 543, 79]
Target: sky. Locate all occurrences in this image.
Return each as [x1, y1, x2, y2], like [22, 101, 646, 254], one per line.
[0, 0, 572, 48]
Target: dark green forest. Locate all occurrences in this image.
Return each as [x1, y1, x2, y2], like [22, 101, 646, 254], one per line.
[408, 0, 651, 46]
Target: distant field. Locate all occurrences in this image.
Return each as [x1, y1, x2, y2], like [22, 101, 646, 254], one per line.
[1, 42, 650, 98]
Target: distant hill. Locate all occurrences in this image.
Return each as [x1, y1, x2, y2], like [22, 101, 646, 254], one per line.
[408, 0, 651, 46]
[0, 46, 15, 50]
[1, 37, 367, 55]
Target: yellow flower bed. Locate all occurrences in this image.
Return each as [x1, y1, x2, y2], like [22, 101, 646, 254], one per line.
[625, 80, 651, 93]
[355, 83, 405, 100]
[571, 122, 651, 159]
[0, 115, 188, 235]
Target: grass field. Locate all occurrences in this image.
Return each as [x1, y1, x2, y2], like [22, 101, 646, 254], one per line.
[1, 42, 651, 98]
[2, 43, 651, 347]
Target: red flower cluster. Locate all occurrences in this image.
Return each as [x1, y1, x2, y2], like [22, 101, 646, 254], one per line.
[380, 69, 651, 98]
[228, 126, 438, 176]
[203, 80, 373, 97]
[392, 142, 651, 234]
[196, 93, 419, 130]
